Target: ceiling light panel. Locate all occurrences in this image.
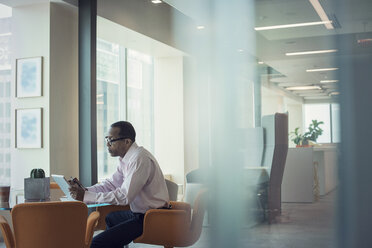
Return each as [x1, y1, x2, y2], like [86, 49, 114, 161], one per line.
[306, 68, 338, 72]
[286, 49, 337, 56]
[286, 85, 322, 91]
[320, 80, 339, 83]
[309, 0, 334, 29]
[254, 21, 332, 31]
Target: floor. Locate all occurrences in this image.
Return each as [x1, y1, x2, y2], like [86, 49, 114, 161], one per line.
[0, 192, 335, 248]
[131, 191, 336, 248]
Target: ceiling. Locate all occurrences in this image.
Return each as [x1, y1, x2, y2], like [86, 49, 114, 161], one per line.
[4, 0, 371, 102]
[164, 0, 372, 102]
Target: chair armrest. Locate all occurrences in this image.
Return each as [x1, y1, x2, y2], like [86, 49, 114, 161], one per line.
[85, 211, 100, 248]
[134, 209, 190, 245]
[95, 205, 130, 230]
[0, 215, 15, 248]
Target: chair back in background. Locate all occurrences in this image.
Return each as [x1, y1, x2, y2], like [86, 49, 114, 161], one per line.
[243, 127, 264, 167]
[261, 113, 289, 222]
[165, 179, 178, 201]
[12, 201, 88, 248]
[185, 169, 207, 208]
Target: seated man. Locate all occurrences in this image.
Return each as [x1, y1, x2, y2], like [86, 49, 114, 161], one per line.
[69, 121, 169, 248]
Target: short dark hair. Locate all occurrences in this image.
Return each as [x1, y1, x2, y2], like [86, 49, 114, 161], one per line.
[111, 121, 136, 142]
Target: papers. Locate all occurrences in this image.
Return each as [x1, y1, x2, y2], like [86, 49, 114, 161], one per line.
[51, 174, 75, 201]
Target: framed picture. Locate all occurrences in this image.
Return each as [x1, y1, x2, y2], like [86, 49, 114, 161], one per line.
[16, 57, 43, 98]
[16, 108, 43, 148]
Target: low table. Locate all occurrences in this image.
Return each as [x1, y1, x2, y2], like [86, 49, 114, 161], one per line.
[0, 197, 109, 211]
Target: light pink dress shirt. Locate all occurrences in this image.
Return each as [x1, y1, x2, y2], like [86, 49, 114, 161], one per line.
[83, 142, 169, 213]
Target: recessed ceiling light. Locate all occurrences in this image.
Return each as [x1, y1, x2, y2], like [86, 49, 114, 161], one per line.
[254, 21, 332, 31]
[329, 91, 340, 96]
[286, 85, 322, 91]
[320, 80, 339, 83]
[151, 0, 162, 3]
[258, 61, 264, 64]
[309, 0, 334, 29]
[286, 49, 337, 56]
[196, 25, 205, 30]
[306, 68, 338, 72]
[237, 49, 244, 52]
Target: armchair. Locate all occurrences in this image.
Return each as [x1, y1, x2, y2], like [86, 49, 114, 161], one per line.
[134, 189, 208, 248]
[0, 201, 99, 248]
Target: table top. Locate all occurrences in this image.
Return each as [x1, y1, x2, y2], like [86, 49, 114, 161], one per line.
[0, 195, 109, 211]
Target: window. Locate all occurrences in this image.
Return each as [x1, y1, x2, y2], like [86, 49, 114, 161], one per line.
[126, 49, 154, 152]
[96, 39, 154, 181]
[331, 103, 341, 143]
[0, 4, 11, 186]
[304, 103, 341, 143]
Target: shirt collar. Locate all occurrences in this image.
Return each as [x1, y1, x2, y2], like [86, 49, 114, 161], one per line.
[120, 142, 138, 164]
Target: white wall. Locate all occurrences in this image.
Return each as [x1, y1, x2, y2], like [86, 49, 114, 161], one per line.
[154, 57, 184, 184]
[11, 3, 51, 190]
[11, 3, 79, 190]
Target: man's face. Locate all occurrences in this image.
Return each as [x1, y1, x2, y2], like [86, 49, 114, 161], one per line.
[105, 127, 131, 157]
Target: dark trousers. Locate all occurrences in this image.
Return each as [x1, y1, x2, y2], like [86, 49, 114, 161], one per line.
[90, 210, 145, 248]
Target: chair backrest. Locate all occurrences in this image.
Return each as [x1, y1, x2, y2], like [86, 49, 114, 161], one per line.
[188, 188, 208, 246]
[12, 201, 88, 248]
[261, 113, 289, 221]
[165, 179, 178, 201]
[186, 169, 206, 183]
[244, 127, 264, 167]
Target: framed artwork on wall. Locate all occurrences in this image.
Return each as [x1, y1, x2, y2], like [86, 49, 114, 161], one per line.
[16, 108, 43, 148]
[16, 57, 43, 98]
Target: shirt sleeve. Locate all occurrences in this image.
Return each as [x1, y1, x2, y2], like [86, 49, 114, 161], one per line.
[84, 156, 152, 205]
[83, 166, 123, 203]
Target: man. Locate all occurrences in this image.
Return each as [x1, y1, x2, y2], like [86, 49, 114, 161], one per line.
[69, 121, 169, 248]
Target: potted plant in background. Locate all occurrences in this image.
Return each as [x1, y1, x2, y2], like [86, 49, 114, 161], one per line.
[290, 120, 324, 147]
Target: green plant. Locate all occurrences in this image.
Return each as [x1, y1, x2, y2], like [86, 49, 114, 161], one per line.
[30, 168, 45, 178]
[290, 127, 303, 145]
[290, 120, 324, 146]
[303, 120, 324, 142]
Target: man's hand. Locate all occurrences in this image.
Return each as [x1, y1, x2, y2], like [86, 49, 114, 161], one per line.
[68, 184, 85, 201]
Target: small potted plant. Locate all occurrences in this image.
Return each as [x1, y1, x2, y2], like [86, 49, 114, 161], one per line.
[24, 168, 50, 200]
[290, 120, 324, 147]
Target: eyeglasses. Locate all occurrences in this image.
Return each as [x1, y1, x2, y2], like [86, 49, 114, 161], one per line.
[105, 136, 128, 146]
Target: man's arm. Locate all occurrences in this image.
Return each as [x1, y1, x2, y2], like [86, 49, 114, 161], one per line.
[86, 166, 123, 193]
[69, 166, 123, 201]
[84, 157, 152, 205]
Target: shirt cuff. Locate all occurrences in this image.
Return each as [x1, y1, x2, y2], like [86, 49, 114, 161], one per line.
[83, 190, 97, 204]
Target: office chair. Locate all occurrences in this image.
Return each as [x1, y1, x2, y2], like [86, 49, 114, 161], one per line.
[95, 178, 178, 230]
[134, 189, 208, 248]
[261, 113, 289, 223]
[0, 201, 99, 248]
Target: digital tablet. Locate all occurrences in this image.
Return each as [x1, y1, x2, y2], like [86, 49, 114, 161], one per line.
[51, 174, 75, 200]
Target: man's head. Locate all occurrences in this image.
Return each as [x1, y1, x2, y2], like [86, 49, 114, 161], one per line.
[105, 121, 136, 158]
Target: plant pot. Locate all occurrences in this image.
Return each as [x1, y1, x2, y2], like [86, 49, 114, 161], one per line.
[24, 177, 50, 200]
[296, 144, 312, 148]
